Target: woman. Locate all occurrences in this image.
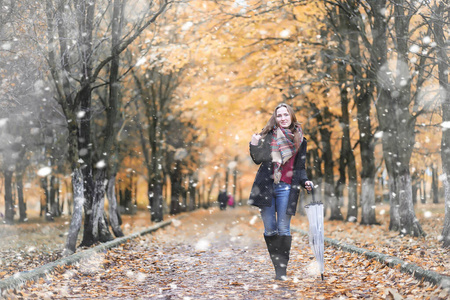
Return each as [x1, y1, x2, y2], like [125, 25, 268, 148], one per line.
[249, 103, 313, 281]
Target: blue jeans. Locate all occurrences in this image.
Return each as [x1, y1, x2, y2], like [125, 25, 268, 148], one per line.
[260, 182, 292, 236]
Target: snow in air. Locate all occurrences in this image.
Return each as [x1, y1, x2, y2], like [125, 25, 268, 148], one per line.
[2, 43, 11, 51]
[280, 29, 291, 39]
[409, 44, 420, 54]
[249, 215, 258, 225]
[442, 121, 450, 130]
[195, 238, 211, 251]
[77, 110, 86, 118]
[182, 21, 193, 31]
[0, 118, 8, 127]
[234, 0, 247, 7]
[136, 57, 147, 67]
[96, 160, 106, 169]
[422, 36, 431, 44]
[228, 161, 237, 170]
[37, 167, 52, 177]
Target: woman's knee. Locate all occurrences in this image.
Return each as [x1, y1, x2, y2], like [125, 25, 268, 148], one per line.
[277, 218, 291, 235]
[264, 229, 278, 236]
[277, 227, 290, 236]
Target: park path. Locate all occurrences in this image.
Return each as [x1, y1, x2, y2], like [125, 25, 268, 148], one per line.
[4, 206, 446, 299]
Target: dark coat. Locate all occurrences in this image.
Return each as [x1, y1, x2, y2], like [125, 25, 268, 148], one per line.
[248, 133, 309, 215]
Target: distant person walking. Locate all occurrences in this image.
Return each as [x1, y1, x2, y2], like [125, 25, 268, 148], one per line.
[227, 193, 235, 208]
[218, 189, 228, 210]
[249, 103, 313, 281]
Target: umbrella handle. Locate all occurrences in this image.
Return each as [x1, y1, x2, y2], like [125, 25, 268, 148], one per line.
[307, 184, 317, 203]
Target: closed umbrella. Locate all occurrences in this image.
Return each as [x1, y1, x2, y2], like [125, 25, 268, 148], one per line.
[304, 187, 324, 280]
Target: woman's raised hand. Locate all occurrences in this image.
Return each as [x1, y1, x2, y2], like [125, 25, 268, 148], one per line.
[305, 181, 314, 191]
[251, 134, 262, 145]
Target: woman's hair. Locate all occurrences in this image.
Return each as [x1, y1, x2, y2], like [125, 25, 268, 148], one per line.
[259, 103, 302, 149]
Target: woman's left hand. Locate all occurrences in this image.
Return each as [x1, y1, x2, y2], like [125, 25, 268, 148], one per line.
[305, 181, 314, 191]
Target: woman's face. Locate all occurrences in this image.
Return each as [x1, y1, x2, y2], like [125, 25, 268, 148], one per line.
[276, 106, 292, 128]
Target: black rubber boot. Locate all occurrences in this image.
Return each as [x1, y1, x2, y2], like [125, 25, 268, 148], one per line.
[264, 235, 291, 280]
[277, 235, 292, 280]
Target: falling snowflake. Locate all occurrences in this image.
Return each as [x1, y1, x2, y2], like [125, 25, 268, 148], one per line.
[182, 21, 193, 31]
[0, 118, 8, 127]
[37, 167, 52, 177]
[280, 29, 291, 38]
[409, 44, 420, 53]
[95, 160, 106, 169]
[195, 239, 210, 251]
[77, 110, 86, 118]
[441, 121, 450, 130]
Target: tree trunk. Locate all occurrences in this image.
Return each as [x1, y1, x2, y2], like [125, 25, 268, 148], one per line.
[382, 130, 425, 237]
[335, 4, 358, 222]
[56, 178, 62, 216]
[41, 177, 53, 221]
[397, 170, 425, 237]
[233, 156, 238, 206]
[81, 168, 95, 245]
[335, 159, 345, 209]
[411, 171, 419, 205]
[182, 182, 188, 212]
[440, 92, 450, 245]
[63, 169, 84, 256]
[206, 173, 219, 208]
[199, 181, 205, 208]
[421, 178, 427, 204]
[170, 164, 182, 215]
[388, 177, 401, 231]
[49, 175, 59, 217]
[80, 169, 114, 247]
[188, 175, 196, 211]
[371, 0, 424, 237]
[433, 0, 450, 247]
[319, 107, 342, 221]
[107, 175, 124, 238]
[16, 172, 27, 222]
[103, 0, 125, 228]
[4, 170, 14, 224]
[346, 0, 377, 224]
[149, 181, 164, 222]
[442, 175, 450, 247]
[361, 177, 377, 225]
[149, 113, 164, 221]
[120, 176, 134, 214]
[432, 165, 439, 204]
[91, 171, 114, 244]
[392, 0, 424, 237]
[225, 167, 229, 193]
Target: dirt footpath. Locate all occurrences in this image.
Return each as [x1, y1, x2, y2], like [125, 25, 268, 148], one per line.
[4, 206, 447, 299]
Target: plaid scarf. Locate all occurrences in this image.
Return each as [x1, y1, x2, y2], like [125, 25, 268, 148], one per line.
[271, 125, 303, 184]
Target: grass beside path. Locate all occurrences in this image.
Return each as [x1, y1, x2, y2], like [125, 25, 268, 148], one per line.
[2, 206, 448, 299]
